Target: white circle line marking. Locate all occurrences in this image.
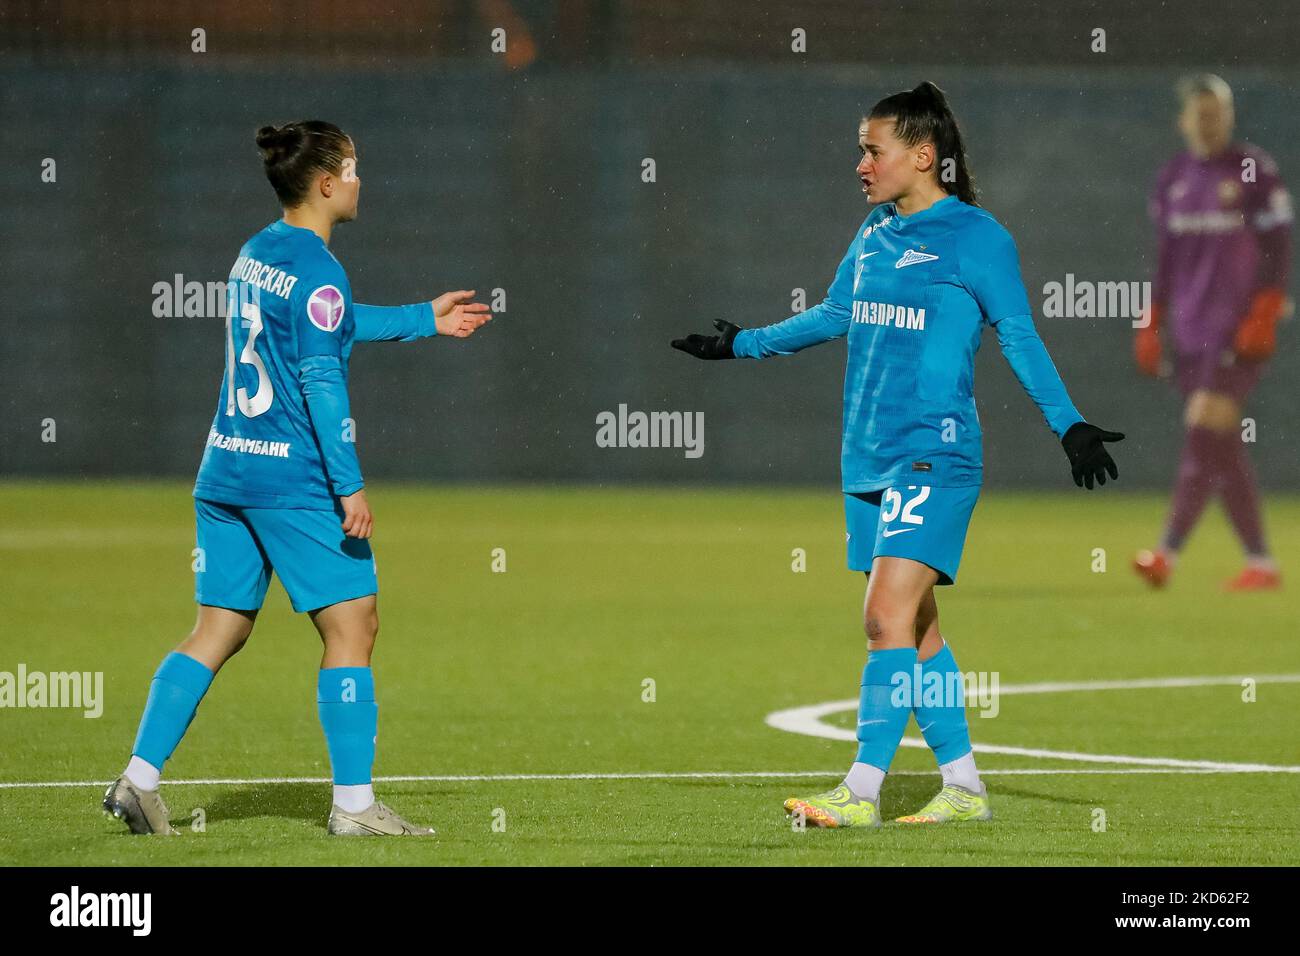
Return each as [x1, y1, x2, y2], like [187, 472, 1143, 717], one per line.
[764, 673, 1300, 773]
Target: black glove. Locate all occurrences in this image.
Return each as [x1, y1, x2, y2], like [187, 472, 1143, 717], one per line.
[671, 320, 741, 360]
[1061, 422, 1124, 489]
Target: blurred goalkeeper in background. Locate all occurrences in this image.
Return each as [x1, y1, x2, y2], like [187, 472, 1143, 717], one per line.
[1134, 74, 1292, 591]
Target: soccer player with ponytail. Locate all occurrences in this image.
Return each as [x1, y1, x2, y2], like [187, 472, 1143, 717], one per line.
[103, 121, 491, 837]
[673, 82, 1123, 827]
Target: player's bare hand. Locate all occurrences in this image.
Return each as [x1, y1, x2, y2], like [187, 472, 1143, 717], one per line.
[340, 489, 373, 539]
[432, 290, 492, 338]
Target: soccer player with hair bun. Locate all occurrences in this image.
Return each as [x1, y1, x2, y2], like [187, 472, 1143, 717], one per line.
[1134, 74, 1292, 592]
[103, 121, 492, 837]
[673, 82, 1123, 828]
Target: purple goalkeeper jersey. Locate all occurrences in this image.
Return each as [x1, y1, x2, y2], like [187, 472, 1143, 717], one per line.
[1150, 142, 1292, 356]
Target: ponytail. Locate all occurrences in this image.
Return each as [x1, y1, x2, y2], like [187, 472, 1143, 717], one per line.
[868, 81, 978, 206]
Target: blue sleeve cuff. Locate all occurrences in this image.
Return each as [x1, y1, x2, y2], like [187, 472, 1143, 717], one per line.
[418, 301, 437, 338]
[354, 302, 436, 342]
[731, 329, 758, 359]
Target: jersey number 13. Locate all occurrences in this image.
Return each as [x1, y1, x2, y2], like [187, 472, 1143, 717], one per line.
[225, 285, 274, 419]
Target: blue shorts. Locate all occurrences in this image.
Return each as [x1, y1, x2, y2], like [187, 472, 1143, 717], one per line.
[845, 484, 980, 585]
[194, 498, 378, 613]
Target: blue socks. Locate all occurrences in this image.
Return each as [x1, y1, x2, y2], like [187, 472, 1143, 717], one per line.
[131, 651, 215, 771]
[914, 642, 973, 764]
[854, 647, 918, 770]
[128, 654, 381, 800]
[850, 643, 980, 800]
[316, 667, 377, 786]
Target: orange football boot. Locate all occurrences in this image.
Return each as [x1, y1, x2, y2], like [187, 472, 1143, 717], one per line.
[1223, 566, 1281, 592]
[1133, 549, 1172, 589]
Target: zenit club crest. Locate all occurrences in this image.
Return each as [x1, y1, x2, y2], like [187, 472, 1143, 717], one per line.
[895, 248, 940, 269]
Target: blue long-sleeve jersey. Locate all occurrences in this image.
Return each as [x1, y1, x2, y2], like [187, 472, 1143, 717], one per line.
[732, 196, 1083, 491]
[194, 220, 435, 509]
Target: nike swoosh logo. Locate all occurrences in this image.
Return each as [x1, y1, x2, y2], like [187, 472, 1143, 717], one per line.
[919, 721, 935, 732]
[859, 251, 879, 260]
[881, 527, 917, 537]
[342, 818, 388, 835]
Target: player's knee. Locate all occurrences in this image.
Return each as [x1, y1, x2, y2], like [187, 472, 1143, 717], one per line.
[182, 623, 250, 663]
[863, 603, 915, 647]
[865, 587, 909, 621]
[345, 608, 378, 655]
[1185, 391, 1239, 433]
[350, 597, 379, 637]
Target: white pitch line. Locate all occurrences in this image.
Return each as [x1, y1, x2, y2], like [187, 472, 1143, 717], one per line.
[3, 766, 1298, 791]
[909, 739, 1300, 772]
[987, 674, 1300, 696]
[765, 674, 1300, 773]
[8, 676, 1298, 790]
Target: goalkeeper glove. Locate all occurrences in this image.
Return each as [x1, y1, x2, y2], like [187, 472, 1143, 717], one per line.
[671, 320, 741, 360]
[1232, 288, 1286, 361]
[1062, 422, 1124, 490]
[1135, 303, 1162, 377]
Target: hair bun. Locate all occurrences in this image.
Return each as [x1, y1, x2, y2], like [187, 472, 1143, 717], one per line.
[255, 124, 300, 162]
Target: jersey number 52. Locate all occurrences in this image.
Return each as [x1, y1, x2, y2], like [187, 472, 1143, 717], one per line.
[881, 485, 930, 525]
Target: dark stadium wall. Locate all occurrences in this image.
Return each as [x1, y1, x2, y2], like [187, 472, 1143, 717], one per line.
[2, 63, 1296, 489]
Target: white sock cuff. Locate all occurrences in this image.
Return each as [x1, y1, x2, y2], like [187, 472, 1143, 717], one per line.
[333, 784, 375, 814]
[939, 752, 982, 793]
[843, 761, 886, 804]
[124, 755, 161, 792]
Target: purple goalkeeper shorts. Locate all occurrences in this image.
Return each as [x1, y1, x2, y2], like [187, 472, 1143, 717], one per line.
[1174, 350, 1265, 402]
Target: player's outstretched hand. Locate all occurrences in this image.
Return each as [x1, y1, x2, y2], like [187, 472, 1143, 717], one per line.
[340, 489, 373, 539]
[1061, 422, 1124, 490]
[432, 290, 492, 338]
[671, 320, 741, 360]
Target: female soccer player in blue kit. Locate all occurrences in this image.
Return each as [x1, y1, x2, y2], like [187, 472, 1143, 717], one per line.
[103, 121, 491, 836]
[673, 83, 1124, 827]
